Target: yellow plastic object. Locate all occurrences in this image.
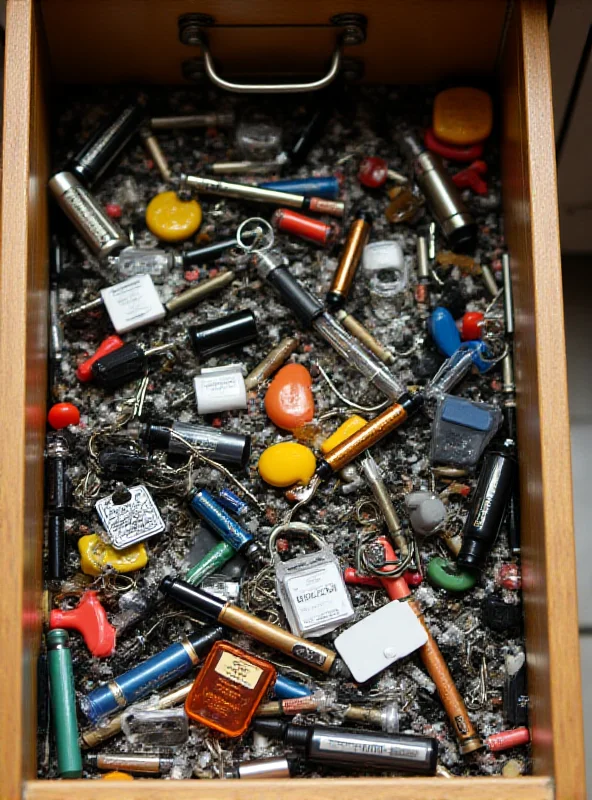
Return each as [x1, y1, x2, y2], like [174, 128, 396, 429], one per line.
[101, 771, 135, 781]
[321, 415, 367, 454]
[78, 533, 148, 576]
[145, 190, 202, 242]
[258, 442, 316, 487]
[433, 88, 493, 145]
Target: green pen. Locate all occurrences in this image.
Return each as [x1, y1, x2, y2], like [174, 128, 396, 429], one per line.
[185, 541, 235, 586]
[47, 629, 83, 778]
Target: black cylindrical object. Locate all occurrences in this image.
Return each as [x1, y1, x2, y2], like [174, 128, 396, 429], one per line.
[71, 99, 147, 186]
[251, 720, 438, 775]
[98, 448, 150, 480]
[457, 445, 516, 571]
[91, 343, 148, 388]
[188, 309, 258, 359]
[142, 421, 251, 469]
[253, 251, 324, 327]
[286, 105, 332, 167]
[160, 576, 226, 621]
[182, 238, 240, 265]
[46, 433, 69, 581]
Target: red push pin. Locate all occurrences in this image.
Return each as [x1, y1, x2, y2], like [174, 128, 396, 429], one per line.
[105, 203, 122, 219]
[452, 160, 488, 195]
[460, 311, 484, 341]
[49, 590, 116, 658]
[358, 156, 408, 189]
[424, 129, 484, 162]
[48, 402, 80, 430]
[76, 335, 124, 382]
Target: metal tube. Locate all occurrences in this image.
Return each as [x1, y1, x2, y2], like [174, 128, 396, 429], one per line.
[151, 112, 235, 129]
[335, 310, 395, 365]
[165, 271, 234, 315]
[244, 337, 299, 390]
[502, 253, 514, 335]
[361, 454, 408, 555]
[141, 129, 172, 182]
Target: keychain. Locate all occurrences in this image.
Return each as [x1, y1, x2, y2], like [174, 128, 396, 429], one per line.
[270, 522, 354, 639]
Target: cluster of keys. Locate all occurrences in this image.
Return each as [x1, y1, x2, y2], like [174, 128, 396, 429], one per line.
[42, 85, 529, 782]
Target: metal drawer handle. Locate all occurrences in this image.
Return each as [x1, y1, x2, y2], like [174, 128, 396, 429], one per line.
[196, 31, 342, 94]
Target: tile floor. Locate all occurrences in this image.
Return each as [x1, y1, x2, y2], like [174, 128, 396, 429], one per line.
[563, 253, 592, 791]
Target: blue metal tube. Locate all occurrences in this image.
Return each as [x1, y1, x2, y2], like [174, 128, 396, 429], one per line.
[273, 673, 313, 699]
[258, 177, 340, 199]
[189, 488, 254, 555]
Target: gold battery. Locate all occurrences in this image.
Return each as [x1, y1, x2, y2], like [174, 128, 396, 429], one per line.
[327, 211, 373, 307]
[165, 270, 235, 315]
[244, 336, 299, 390]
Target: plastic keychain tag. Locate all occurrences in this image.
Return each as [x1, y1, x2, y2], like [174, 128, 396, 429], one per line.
[335, 600, 428, 683]
[193, 364, 247, 415]
[101, 274, 166, 334]
[431, 394, 502, 468]
[270, 522, 355, 638]
[95, 484, 165, 549]
[121, 707, 188, 747]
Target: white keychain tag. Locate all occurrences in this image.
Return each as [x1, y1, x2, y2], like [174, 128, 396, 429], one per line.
[194, 364, 247, 415]
[270, 522, 354, 638]
[101, 274, 166, 333]
[95, 484, 166, 549]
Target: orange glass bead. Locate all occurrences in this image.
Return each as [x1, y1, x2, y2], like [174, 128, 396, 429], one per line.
[433, 88, 493, 145]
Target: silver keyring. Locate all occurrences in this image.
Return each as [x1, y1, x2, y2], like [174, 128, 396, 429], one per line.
[268, 521, 326, 556]
[236, 217, 274, 253]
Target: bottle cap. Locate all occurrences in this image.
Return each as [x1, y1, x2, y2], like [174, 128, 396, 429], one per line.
[188, 310, 258, 359]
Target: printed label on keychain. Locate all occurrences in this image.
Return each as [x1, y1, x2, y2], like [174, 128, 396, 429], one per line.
[95, 484, 165, 549]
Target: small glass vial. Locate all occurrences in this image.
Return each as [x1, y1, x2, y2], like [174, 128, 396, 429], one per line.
[185, 642, 276, 737]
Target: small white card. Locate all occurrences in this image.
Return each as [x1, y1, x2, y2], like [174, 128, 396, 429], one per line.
[335, 600, 428, 683]
[101, 274, 166, 334]
[194, 364, 247, 415]
[95, 484, 165, 549]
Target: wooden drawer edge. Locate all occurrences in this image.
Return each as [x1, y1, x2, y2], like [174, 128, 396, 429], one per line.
[23, 776, 555, 800]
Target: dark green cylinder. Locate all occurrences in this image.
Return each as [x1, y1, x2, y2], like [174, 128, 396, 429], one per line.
[47, 628, 83, 778]
[185, 541, 235, 585]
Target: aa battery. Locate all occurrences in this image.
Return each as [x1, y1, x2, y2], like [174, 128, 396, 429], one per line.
[327, 211, 373, 307]
[189, 488, 260, 561]
[46, 629, 83, 778]
[71, 98, 147, 186]
[48, 171, 129, 260]
[143, 421, 251, 469]
[273, 208, 339, 247]
[185, 541, 236, 586]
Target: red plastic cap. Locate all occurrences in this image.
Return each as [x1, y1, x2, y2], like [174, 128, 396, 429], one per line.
[49, 590, 116, 658]
[424, 129, 484, 163]
[47, 402, 81, 429]
[460, 311, 484, 341]
[452, 160, 488, 196]
[358, 156, 389, 189]
[76, 335, 124, 382]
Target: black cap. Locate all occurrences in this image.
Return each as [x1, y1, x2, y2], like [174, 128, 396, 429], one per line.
[353, 209, 373, 225]
[188, 309, 258, 359]
[142, 423, 172, 451]
[187, 624, 225, 656]
[160, 576, 227, 620]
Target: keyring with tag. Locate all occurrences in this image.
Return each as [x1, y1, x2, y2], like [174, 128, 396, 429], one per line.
[270, 522, 354, 638]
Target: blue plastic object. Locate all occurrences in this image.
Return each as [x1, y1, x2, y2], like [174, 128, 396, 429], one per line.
[273, 673, 313, 699]
[258, 177, 340, 199]
[441, 397, 494, 431]
[190, 488, 253, 554]
[217, 488, 249, 517]
[429, 307, 461, 357]
[459, 340, 492, 374]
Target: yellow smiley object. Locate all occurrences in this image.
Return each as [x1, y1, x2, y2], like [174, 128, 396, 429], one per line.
[145, 190, 202, 242]
[78, 533, 148, 576]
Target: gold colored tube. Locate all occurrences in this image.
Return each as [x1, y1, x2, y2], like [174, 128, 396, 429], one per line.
[327, 214, 372, 305]
[321, 402, 409, 474]
[244, 337, 299, 390]
[336, 310, 395, 365]
[141, 130, 172, 182]
[409, 599, 483, 754]
[219, 605, 335, 674]
[92, 753, 173, 774]
[165, 271, 235, 315]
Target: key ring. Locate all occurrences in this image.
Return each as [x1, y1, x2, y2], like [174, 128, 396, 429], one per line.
[268, 521, 326, 557]
[236, 217, 274, 253]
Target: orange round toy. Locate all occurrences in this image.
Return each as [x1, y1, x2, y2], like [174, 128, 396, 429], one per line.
[264, 363, 314, 430]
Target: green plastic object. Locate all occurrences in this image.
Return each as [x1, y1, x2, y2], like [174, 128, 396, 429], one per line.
[46, 628, 83, 778]
[185, 540, 235, 585]
[427, 557, 477, 592]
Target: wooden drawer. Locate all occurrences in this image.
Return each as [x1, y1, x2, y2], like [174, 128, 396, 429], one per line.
[0, 0, 585, 798]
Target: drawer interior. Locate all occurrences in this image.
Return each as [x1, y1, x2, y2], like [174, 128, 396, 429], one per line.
[0, 0, 584, 798]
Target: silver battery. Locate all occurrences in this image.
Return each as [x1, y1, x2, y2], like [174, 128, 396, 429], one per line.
[48, 171, 129, 260]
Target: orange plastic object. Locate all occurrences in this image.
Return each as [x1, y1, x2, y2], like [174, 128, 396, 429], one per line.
[433, 88, 493, 145]
[264, 363, 314, 430]
[49, 590, 116, 658]
[185, 641, 276, 737]
[101, 772, 134, 781]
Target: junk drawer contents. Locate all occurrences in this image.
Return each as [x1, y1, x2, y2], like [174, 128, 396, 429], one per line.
[41, 83, 528, 782]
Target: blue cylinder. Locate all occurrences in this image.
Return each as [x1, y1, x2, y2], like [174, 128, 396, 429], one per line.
[190, 488, 253, 554]
[273, 673, 313, 699]
[258, 177, 340, 199]
[217, 488, 249, 517]
[80, 626, 223, 724]
[429, 306, 461, 357]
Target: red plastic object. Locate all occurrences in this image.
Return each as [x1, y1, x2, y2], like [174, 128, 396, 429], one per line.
[76, 335, 125, 382]
[460, 311, 484, 341]
[497, 563, 522, 591]
[404, 570, 424, 587]
[49, 590, 116, 658]
[47, 402, 81, 429]
[343, 568, 382, 588]
[105, 203, 122, 219]
[486, 727, 530, 752]
[452, 160, 488, 195]
[376, 537, 412, 601]
[424, 129, 484, 162]
[273, 208, 339, 247]
[358, 156, 389, 189]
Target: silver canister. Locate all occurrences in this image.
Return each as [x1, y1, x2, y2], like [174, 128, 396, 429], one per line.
[48, 171, 129, 260]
